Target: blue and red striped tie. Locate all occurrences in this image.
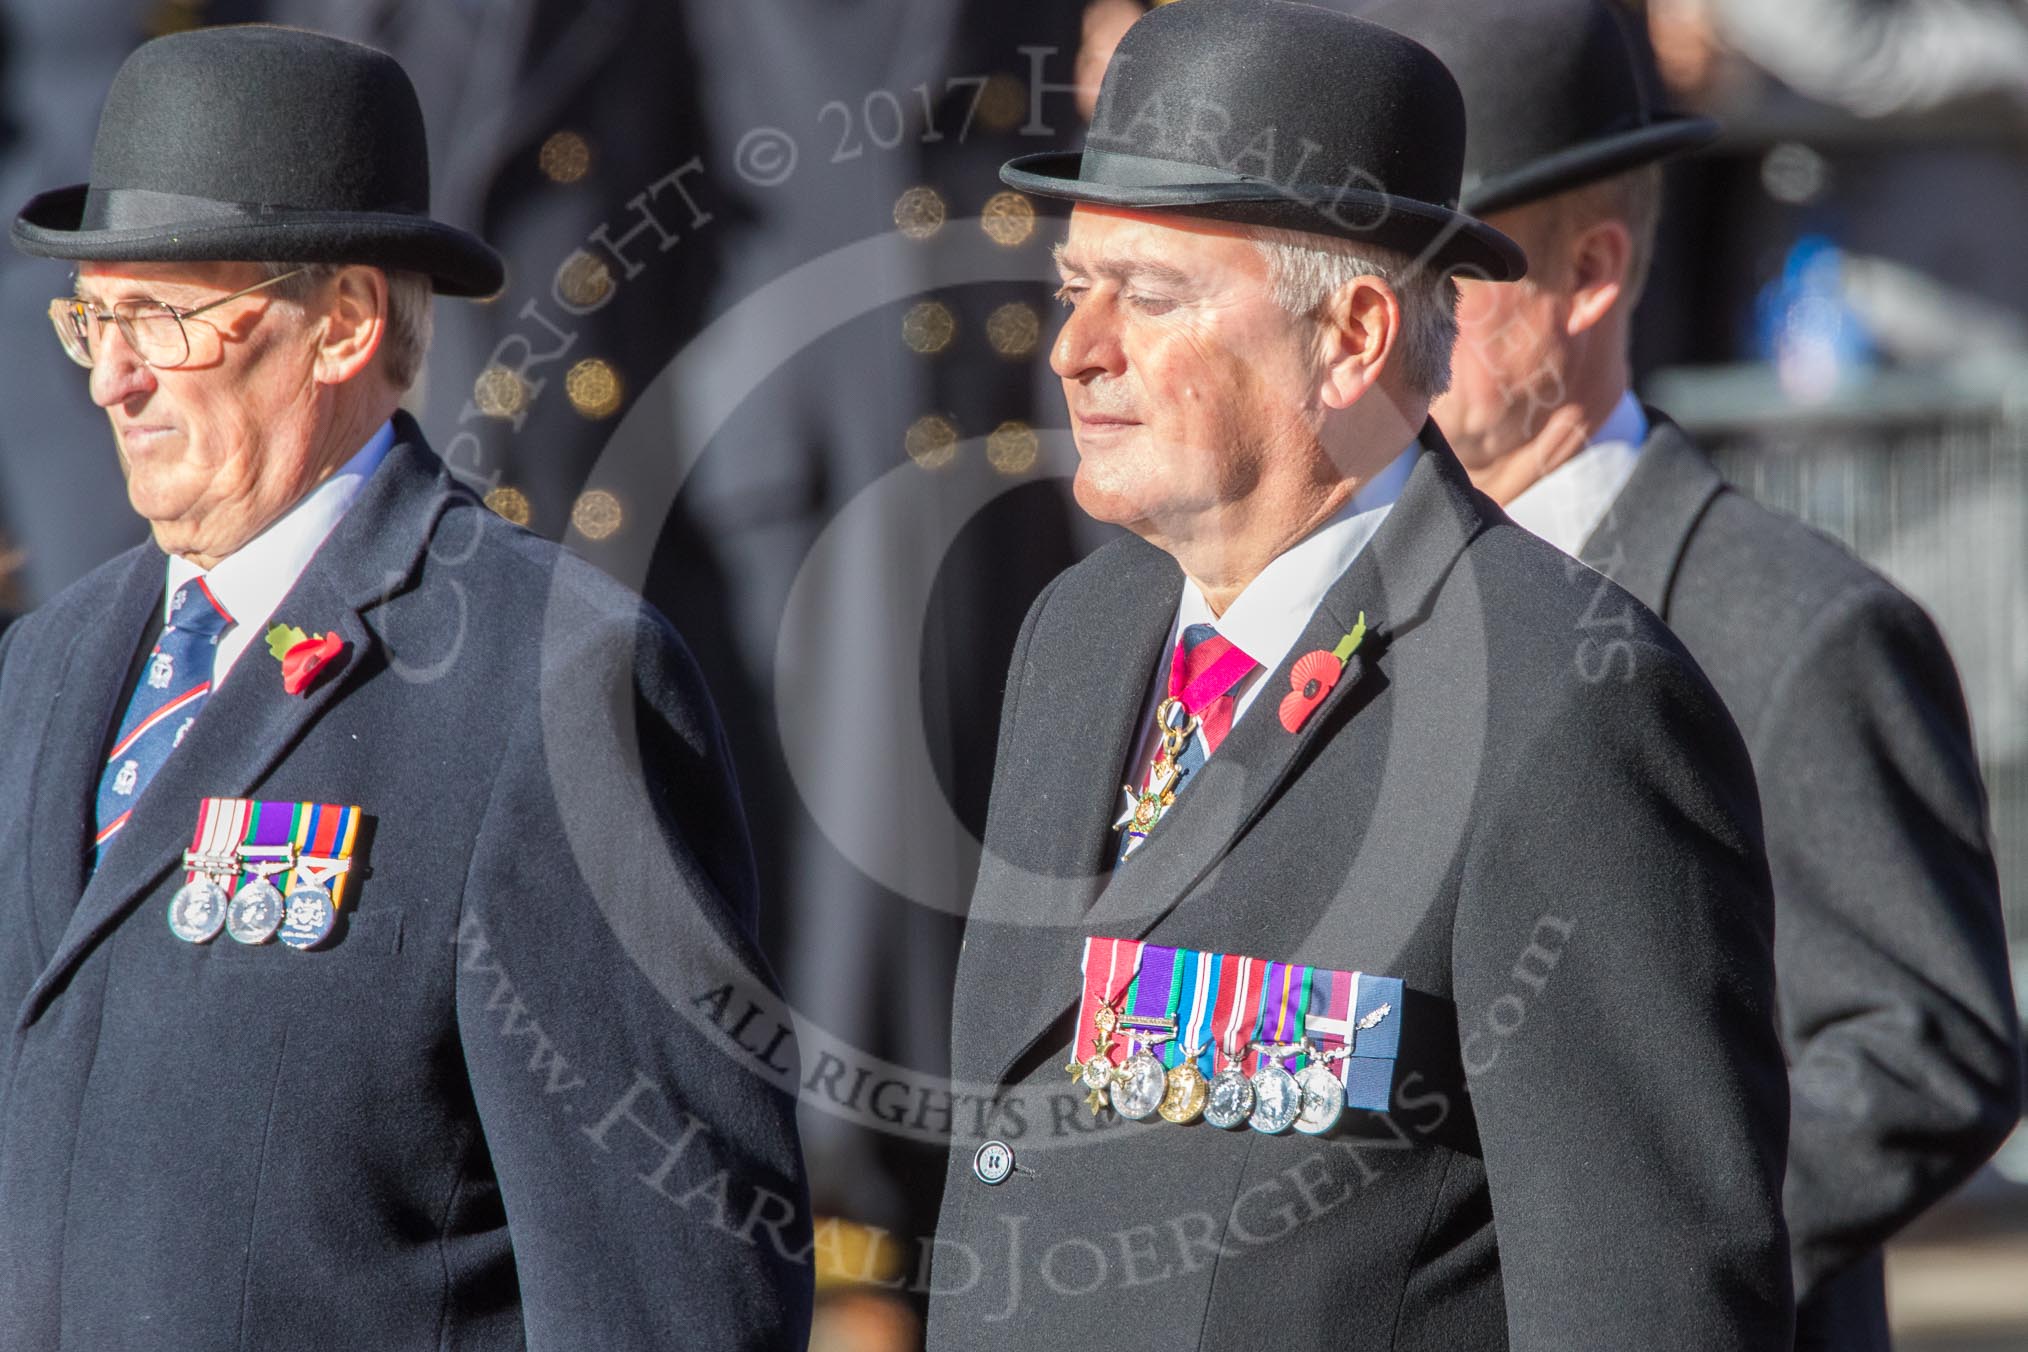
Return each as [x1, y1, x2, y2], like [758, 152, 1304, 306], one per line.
[92, 579, 233, 861]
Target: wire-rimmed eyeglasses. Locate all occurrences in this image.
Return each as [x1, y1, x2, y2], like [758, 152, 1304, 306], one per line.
[47, 267, 308, 370]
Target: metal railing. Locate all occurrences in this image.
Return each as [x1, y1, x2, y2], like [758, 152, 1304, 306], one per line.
[1650, 361, 2028, 949]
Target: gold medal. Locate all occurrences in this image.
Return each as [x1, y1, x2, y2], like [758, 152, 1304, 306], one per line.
[1158, 1060, 1208, 1124]
[1067, 1000, 1125, 1116]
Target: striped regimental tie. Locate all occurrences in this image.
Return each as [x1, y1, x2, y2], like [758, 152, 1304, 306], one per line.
[92, 578, 234, 861]
[1169, 623, 1253, 768]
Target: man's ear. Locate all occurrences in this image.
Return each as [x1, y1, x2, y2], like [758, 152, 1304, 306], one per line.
[1317, 274, 1400, 411]
[1564, 217, 1631, 339]
[313, 266, 389, 386]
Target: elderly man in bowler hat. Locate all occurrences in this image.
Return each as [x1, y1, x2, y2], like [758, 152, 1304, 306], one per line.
[1361, 2, 2023, 1348]
[929, 1, 1792, 1346]
[0, 25, 811, 1350]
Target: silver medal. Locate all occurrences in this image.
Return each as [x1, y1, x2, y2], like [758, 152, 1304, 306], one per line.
[276, 884, 336, 950]
[1293, 1062, 1346, 1136]
[167, 878, 229, 944]
[1109, 1051, 1167, 1120]
[225, 877, 285, 945]
[1202, 1066, 1256, 1130]
[1248, 1063, 1302, 1134]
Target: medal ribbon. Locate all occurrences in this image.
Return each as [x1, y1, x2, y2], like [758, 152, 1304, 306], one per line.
[1342, 973, 1406, 1111]
[236, 799, 302, 891]
[1255, 960, 1312, 1072]
[1167, 947, 1220, 1073]
[1123, 944, 1180, 1055]
[1305, 966, 1358, 1090]
[184, 797, 249, 884]
[1240, 962, 1276, 1075]
[1075, 936, 1145, 1072]
[1212, 954, 1260, 1074]
[286, 801, 362, 909]
[182, 796, 219, 883]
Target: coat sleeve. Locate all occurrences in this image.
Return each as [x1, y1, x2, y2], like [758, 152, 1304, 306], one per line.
[454, 597, 813, 1350]
[1753, 581, 2021, 1299]
[1452, 633, 1794, 1351]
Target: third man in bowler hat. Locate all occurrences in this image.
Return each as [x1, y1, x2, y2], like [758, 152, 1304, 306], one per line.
[1361, 1, 2024, 1347]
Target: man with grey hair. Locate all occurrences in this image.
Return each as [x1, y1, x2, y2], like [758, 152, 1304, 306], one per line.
[0, 24, 810, 1350]
[1364, 1, 2022, 1347]
[930, 1, 1791, 1347]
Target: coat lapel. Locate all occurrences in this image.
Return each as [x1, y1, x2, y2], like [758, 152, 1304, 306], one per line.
[22, 548, 164, 972]
[978, 426, 1492, 1085]
[21, 422, 455, 1026]
[952, 536, 1172, 1089]
[1577, 410, 1725, 621]
[1048, 556, 1183, 901]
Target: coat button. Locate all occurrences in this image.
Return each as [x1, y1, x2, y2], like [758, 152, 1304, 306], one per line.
[971, 1139, 1014, 1185]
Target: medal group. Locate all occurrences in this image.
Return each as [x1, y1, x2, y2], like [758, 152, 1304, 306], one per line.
[1068, 936, 1403, 1136]
[167, 796, 362, 950]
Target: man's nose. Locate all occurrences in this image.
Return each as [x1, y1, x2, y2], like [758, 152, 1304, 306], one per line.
[88, 324, 157, 409]
[1050, 297, 1126, 382]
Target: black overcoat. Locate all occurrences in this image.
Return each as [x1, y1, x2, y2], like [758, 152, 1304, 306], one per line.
[928, 427, 1795, 1350]
[0, 417, 813, 1350]
[1581, 413, 2022, 1352]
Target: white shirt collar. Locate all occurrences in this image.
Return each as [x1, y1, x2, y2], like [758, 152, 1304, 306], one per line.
[1170, 440, 1416, 719]
[1117, 441, 1418, 823]
[164, 421, 396, 687]
[1503, 391, 1649, 557]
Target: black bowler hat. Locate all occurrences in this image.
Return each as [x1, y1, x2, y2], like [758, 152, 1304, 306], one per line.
[1002, 0, 1525, 281]
[1356, 0, 1719, 216]
[12, 25, 504, 298]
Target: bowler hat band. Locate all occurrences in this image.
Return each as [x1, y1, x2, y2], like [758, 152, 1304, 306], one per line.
[81, 187, 420, 234]
[1077, 148, 1421, 200]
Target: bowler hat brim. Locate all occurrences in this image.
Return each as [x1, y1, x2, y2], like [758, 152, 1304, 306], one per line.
[1003, 150, 1526, 282]
[1461, 113, 1719, 216]
[12, 183, 506, 298]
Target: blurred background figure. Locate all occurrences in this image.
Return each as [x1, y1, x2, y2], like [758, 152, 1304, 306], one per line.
[1632, 0, 2028, 940]
[1358, 2, 2020, 1349]
[1633, 3, 2028, 1345]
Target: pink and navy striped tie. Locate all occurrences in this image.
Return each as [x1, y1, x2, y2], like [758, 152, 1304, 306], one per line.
[1163, 622, 1256, 787]
[92, 579, 233, 861]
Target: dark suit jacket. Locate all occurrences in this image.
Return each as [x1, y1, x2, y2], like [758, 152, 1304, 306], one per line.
[1580, 412, 2023, 1352]
[0, 417, 813, 1350]
[928, 428, 1794, 1351]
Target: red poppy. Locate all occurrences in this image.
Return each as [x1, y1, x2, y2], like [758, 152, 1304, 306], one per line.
[1277, 649, 1344, 733]
[280, 632, 345, 696]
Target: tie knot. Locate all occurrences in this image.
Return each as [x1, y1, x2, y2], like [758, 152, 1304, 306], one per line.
[166, 580, 234, 639]
[1170, 623, 1254, 709]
